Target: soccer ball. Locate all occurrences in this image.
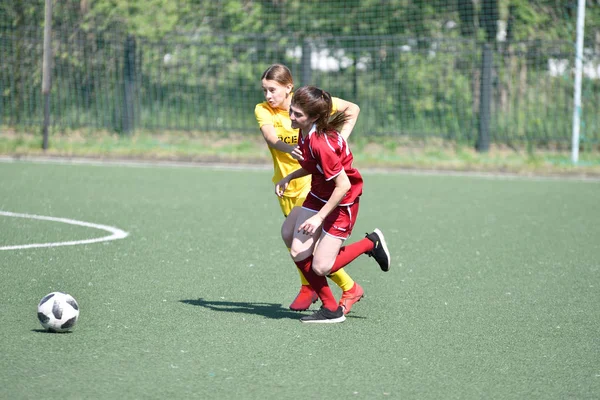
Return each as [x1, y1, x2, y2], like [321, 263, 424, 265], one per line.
[37, 292, 79, 332]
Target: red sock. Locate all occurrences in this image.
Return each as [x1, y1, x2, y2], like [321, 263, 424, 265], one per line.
[294, 256, 338, 311]
[329, 237, 374, 274]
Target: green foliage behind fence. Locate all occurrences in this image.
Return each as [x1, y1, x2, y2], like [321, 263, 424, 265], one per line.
[1, 1, 599, 147]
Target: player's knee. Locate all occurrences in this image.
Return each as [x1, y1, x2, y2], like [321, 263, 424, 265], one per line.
[290, 246, 308, 261]
[289, 246, 312, 262]
[311, 261, 331, 276]
[288, 246, 302, 260]
[281, 225, 293, 248]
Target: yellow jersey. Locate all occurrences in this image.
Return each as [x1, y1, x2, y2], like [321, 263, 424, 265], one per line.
[254, 96, 340, 197]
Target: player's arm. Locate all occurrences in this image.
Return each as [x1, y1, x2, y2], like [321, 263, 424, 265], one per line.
[332, 97, 360, 140]
[259, 125, 303, 160]
[275, 167, 310, 197]
[299, 170, 350, 235]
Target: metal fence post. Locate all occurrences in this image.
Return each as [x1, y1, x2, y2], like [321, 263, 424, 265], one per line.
[301, 38, 312, 86]
[571, 0, 586, 164]
[477, 43, 492, 152]
[42, 0, 52, 150]
[122, 34, 136, 135]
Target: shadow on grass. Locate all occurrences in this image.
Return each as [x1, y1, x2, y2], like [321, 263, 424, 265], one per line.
[31, 329, 73, 334]
[180, 298, 304, 320]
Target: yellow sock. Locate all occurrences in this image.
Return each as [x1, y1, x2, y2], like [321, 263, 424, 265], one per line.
[328, 269, 355, 292]
[297, 266, 310, 286]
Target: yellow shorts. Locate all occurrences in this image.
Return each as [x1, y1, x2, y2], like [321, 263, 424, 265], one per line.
[278, 187, 309, 217]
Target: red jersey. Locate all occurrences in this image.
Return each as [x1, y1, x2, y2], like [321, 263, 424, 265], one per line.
[298, 125, 363, 205]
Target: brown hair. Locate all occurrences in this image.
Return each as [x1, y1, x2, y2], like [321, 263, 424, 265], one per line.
[291, 86, 349, 137]
[261, 64, 294, 88]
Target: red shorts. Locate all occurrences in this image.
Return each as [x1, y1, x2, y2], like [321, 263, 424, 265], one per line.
[302, 193, 360, 240]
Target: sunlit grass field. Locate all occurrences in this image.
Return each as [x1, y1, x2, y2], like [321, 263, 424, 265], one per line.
[1, 160, 599, 399]
[2, 129, 600, 177]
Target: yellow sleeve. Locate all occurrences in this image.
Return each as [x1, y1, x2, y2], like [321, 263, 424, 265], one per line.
[255, 103, 273, 128]
[331, 97, 340, 114]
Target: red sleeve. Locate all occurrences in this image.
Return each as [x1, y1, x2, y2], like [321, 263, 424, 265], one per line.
[312, 135, 343, 181]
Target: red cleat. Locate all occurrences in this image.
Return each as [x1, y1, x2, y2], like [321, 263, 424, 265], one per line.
[339, 283, 364, 315]
[289, 285, 318, 311]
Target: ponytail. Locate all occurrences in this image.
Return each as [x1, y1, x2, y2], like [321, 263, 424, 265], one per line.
[292, 86, 350, 137]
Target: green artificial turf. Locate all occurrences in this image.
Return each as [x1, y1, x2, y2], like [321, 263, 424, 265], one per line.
[0, 160, 599, 399]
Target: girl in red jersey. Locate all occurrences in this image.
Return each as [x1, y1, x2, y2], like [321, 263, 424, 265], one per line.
[256, 64, 364, 314]
[275, 86, 391, 323]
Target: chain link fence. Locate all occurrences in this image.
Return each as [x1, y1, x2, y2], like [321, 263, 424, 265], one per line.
[1, 4, 599, 148]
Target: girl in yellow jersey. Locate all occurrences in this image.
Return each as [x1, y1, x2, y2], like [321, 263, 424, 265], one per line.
[254, 63, 364, 314]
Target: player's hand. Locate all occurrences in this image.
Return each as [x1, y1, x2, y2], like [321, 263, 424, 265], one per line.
[275, 178, 289, 197]
[290, 146, 304, 161]
[298, 214, 324, 236]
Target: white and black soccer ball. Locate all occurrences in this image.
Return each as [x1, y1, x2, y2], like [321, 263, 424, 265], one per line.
[37, 292, 79, 333]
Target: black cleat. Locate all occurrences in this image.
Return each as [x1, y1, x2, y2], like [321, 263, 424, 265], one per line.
[365, 228, 391, 271]
[300, 306, 346, 324]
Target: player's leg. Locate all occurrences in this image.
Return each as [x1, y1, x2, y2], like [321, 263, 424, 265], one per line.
[281, 197, 311, 280]
[328, 270, 354, 292]
[315, 202, 365, 314]
[311, 233, 345, 276]
[287, 207, 341, 320]
[290, 209, 346, 323]
[295, 256, 345, 324]
[318, 201, 391, 274]
[291, 191, 360, 312]
[280, 203, 318, 310]
[313, 234, 365, 314]
[319, 202, 391, 312]
[327, 229, 391, 273]
[287, 207, 320, 262]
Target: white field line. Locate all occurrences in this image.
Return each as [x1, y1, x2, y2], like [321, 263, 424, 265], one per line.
[0, 211, 129, 251]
